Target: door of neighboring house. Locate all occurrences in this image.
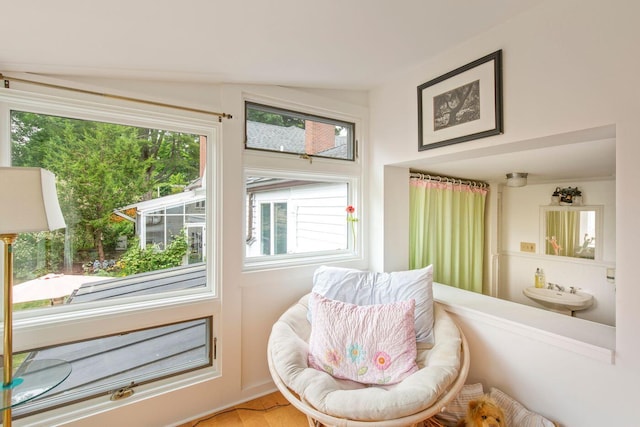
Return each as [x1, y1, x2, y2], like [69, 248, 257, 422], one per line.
[260, 201, 287, 255]
[187, 225, 205, 264]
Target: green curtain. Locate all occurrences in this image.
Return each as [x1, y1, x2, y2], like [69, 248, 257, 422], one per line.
[545, 211, 579, 257]
[409, 178, 487, 293]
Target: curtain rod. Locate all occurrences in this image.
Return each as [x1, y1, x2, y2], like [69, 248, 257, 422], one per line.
[1, 73, 233, 122]
[410, 169, 489, 188]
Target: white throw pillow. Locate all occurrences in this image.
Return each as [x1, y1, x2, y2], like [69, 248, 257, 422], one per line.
[311, 265, 434, 344]
[489, 387, 556, 427]
[434, 383, 485, 426]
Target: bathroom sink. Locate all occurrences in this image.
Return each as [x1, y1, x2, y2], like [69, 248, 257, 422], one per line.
[523, 287, 593, 311]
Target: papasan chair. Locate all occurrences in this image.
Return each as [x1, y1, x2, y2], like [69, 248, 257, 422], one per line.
[267, 265, 470, 427]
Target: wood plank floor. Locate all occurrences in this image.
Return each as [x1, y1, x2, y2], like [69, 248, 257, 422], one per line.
[179, 391, 309, 427]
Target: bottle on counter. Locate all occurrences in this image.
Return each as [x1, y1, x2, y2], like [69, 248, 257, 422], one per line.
[535, 268, 546, 288]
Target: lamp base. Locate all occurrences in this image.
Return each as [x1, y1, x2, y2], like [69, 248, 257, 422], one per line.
[1, 359, 71, 410]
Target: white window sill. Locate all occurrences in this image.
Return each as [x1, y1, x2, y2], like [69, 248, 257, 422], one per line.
[433, 283, 615, 364]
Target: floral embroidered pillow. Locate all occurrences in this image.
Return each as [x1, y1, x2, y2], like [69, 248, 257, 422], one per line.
[308, 292, 418, 385]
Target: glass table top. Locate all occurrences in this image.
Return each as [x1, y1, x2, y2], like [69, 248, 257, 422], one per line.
[1, 359, 71, 410]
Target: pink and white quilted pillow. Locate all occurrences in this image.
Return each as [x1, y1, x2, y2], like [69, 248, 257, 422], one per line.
[308, 292, 418, 385]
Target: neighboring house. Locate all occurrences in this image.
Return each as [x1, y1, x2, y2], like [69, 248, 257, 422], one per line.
[245, 177, 348, 257]
[113, 184, 206, 265]
[245, 120, 351, 258]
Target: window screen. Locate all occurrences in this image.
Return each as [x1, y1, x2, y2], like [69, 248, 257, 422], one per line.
[245, 102, 355, 161]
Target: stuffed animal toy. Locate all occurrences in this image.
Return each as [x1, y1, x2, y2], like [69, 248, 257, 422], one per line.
[456, 395, 506, 427]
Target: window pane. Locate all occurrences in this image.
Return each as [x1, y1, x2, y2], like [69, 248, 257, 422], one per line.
[167, 215, 184, 244]
[245, 102, 355, 161]
[261, 203, 272, 255]
[246, 177, 350, 259]
[146, 215, 166, 248]
[12, 317, 211, 418]
[187, 226, 205, 264]
[274, 202, 288, 255]
[167, 205, 184, 215]
[186, 201, 206, 223]
[10, 110, 207, 311]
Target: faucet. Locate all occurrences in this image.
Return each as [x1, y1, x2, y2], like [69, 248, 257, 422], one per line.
[569, 286, 580, 294]
[549, 283, 565, 292]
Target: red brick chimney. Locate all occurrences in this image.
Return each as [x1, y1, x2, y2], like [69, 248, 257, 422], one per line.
[304, 121, 335, 154]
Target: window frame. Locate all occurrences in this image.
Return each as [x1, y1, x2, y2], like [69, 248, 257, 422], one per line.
[242, 95, 363, 271]
[12, 316, 213, 419]
[245, 101, 357, 161]
[0, 88, 222, 420]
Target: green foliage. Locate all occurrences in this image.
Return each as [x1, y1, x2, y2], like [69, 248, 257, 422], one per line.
[10, 111, 202, 277]
[102, 222, 135, 252]
[13, 231, 66, 282]
[247, 109, 304, 129]
[118, 233, 188, 276]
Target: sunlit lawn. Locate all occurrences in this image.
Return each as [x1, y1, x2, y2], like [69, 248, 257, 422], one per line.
[13, 299, 51, 311]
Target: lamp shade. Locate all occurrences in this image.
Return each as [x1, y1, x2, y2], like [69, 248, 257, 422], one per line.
[0, 167, 66, 234]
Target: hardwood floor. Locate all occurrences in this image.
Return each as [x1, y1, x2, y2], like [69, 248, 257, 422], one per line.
[180, 391, 441, 427]
[179, 391, 309, 427]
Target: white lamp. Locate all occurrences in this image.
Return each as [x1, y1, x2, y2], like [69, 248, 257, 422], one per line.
[505, 172, 528, 188]
[0, 167, 69, 426]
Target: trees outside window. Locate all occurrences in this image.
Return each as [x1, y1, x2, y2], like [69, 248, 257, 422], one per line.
[11, 111, 204, 298]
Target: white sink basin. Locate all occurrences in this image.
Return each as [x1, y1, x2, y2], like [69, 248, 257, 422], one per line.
[523, 287, 594, 311]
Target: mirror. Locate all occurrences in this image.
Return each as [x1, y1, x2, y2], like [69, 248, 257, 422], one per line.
[540, 205, 603, 261]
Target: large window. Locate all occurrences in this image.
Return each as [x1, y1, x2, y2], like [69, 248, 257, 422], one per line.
[1, 89, 219, 419]
[10, 111, 208, 308]
[244, 99, 362, 269]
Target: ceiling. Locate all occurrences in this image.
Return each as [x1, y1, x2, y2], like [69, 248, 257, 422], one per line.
[403, 137, 616, 185]
[1, 1, 615, 184]
[2, 0, 544, 90]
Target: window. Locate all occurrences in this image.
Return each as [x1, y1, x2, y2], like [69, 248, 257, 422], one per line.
[245, 102, 356, 161]
[246, 176, 351, 260]
[259, 202, 287, 255]
[10, 111, 208, 307]
[12, 317, 212, 418]
[0, 89, 219, 418]
[243, 98, 362, 269]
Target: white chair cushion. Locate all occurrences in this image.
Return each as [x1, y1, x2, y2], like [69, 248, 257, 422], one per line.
[269, 293, 461, 421]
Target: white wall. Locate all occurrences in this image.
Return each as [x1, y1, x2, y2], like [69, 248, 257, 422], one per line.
[369, 0, 640, 425]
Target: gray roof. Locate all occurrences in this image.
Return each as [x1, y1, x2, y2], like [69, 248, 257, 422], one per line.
[247, 120, 305, 153]
[246, 120, 350, 159]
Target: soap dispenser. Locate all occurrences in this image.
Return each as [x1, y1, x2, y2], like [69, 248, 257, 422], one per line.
[535, 268, 545, 288]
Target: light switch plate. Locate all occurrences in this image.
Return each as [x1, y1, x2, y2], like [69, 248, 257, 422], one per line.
[520, 242, 536, 253]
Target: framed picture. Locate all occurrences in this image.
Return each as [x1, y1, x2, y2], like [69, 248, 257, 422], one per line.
[418, 50, 503, 151]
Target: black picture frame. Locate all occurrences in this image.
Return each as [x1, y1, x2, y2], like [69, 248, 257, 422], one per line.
[418, 50, 503, 151]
